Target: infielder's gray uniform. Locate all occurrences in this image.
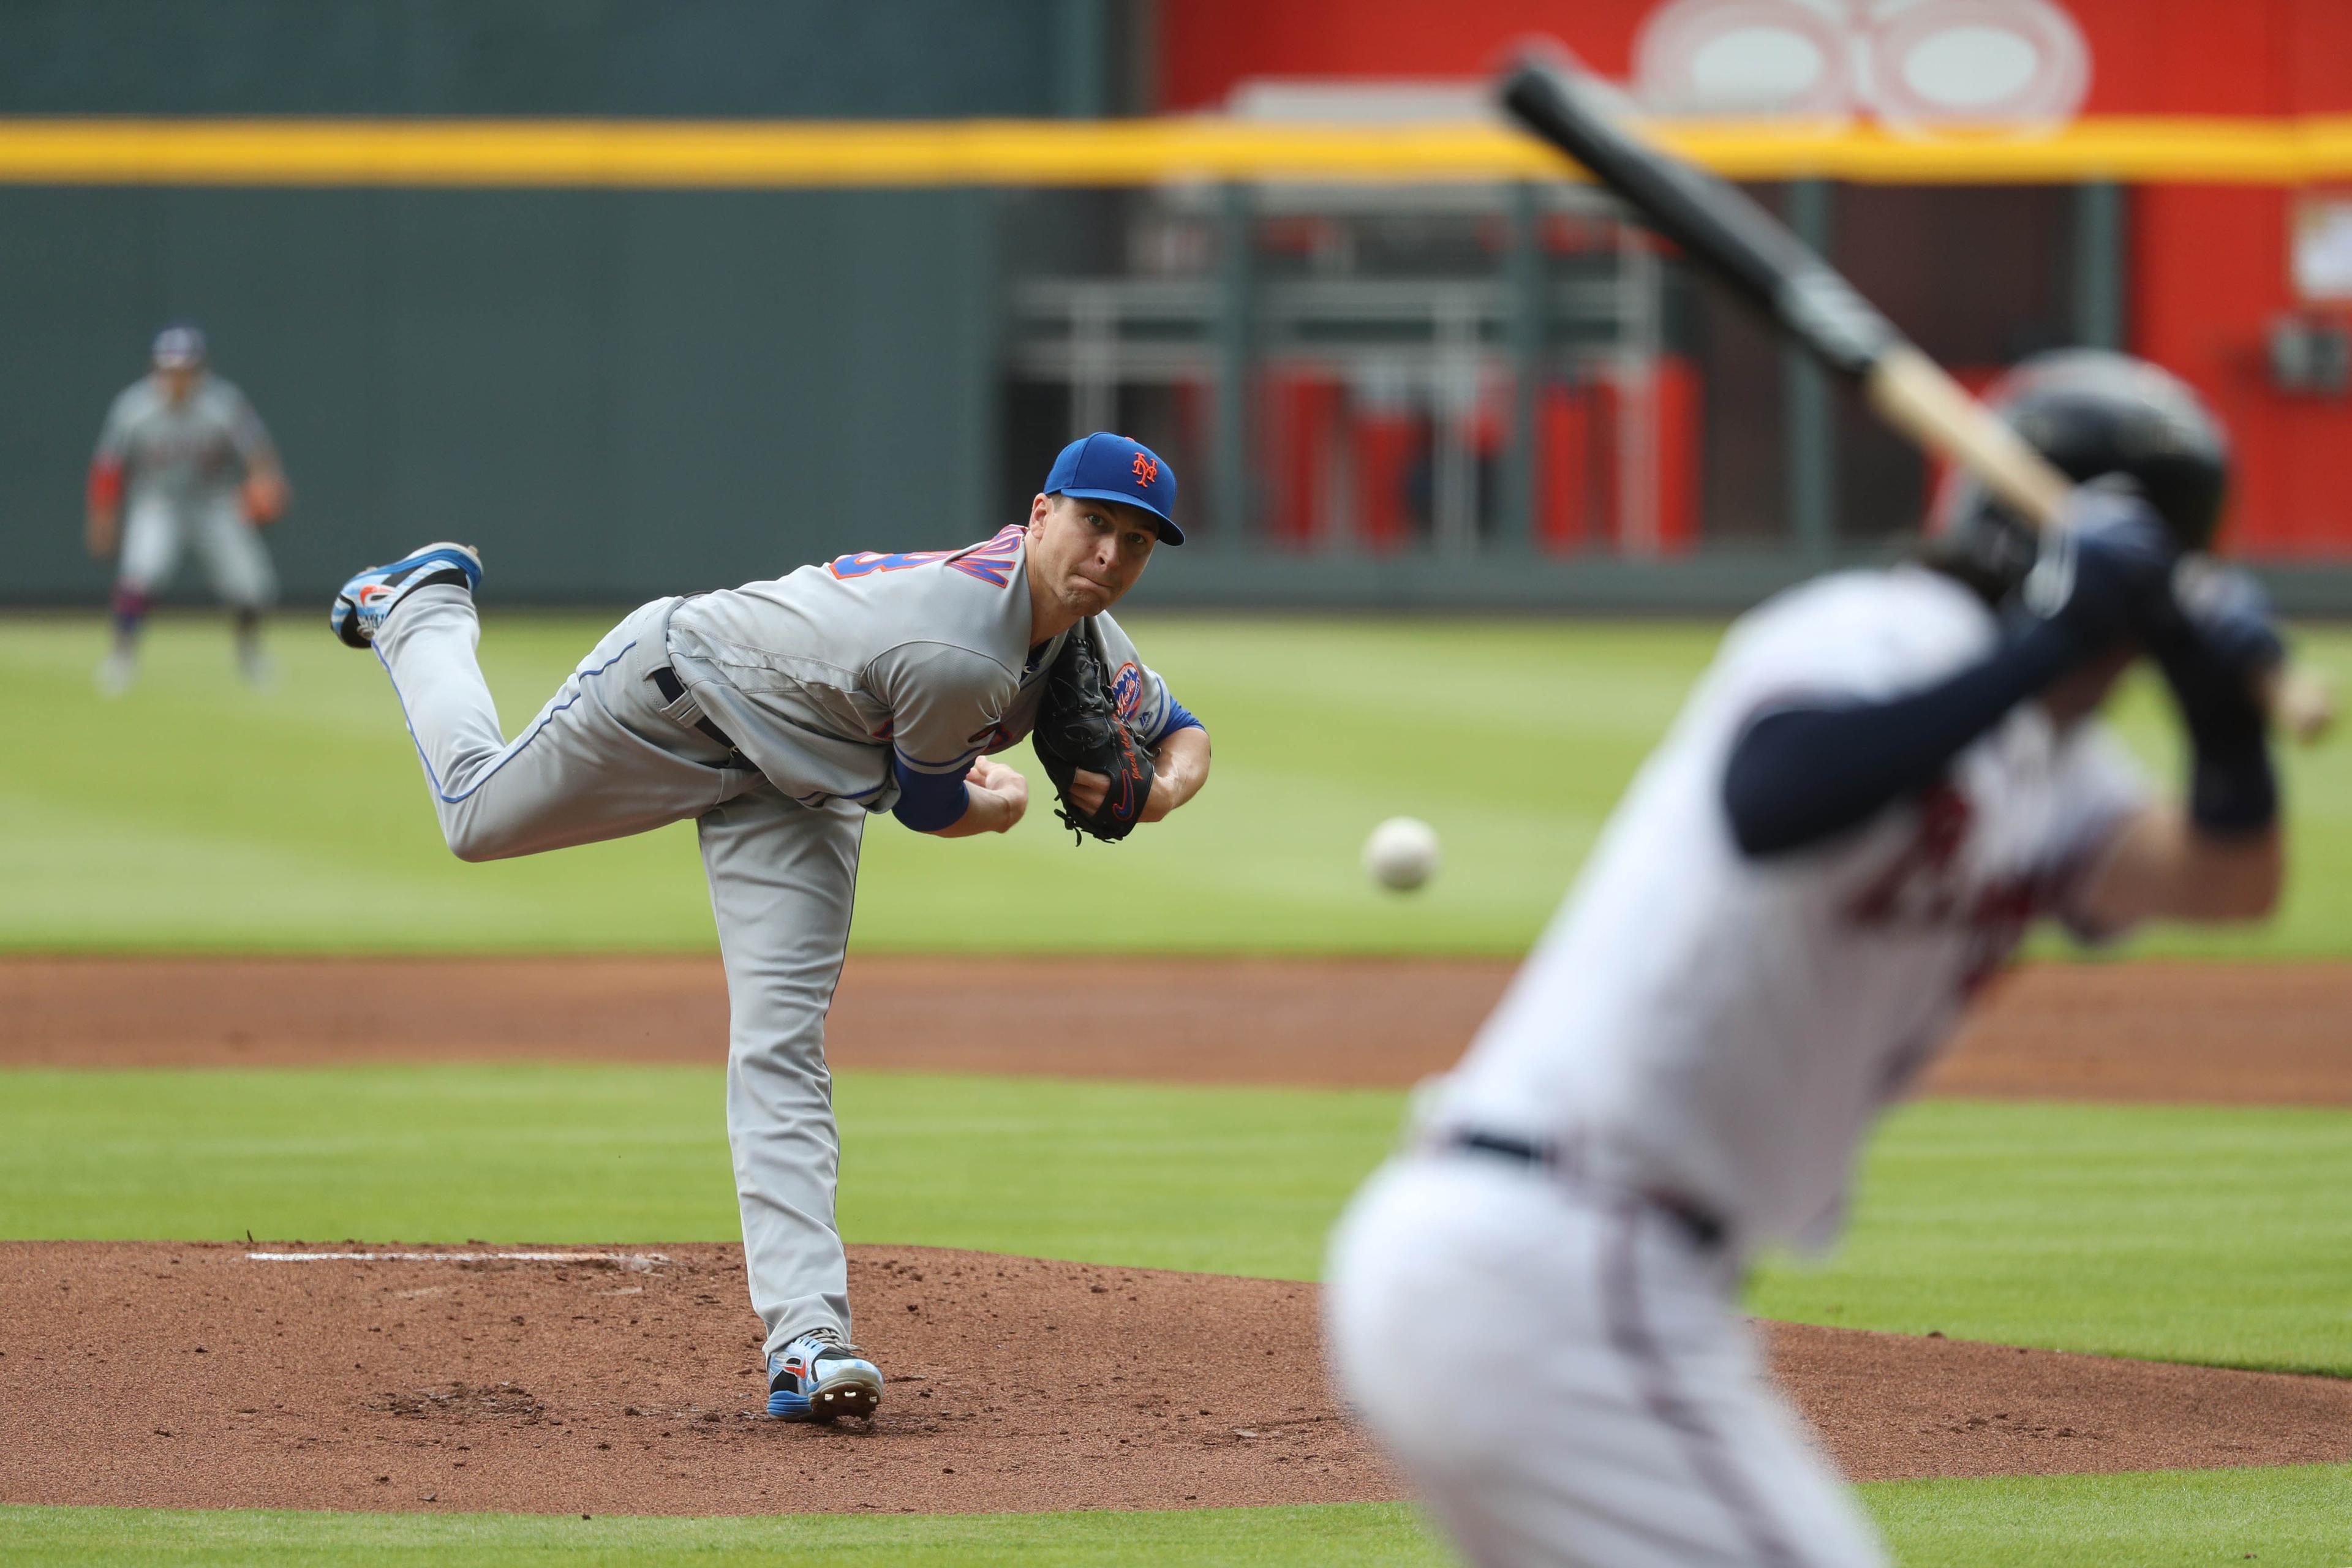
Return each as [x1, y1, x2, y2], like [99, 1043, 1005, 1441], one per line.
[94, 375, 278, 608]
[374, 522, 1189, 1357]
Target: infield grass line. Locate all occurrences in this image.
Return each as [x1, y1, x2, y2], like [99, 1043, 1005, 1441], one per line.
[2, 1065, 2348, 1376]
[5, 1465, 2351, 1567]
[0, 1501, 1451, 1567]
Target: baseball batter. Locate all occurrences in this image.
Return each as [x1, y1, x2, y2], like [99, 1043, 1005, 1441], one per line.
[1325, 353, 2288, 1567]
[87, 325, 290, 693]
[332, 432, 1209, 1422]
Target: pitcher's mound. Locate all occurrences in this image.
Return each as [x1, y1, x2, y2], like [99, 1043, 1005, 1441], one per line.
[2, 1242, 2347, 1517]
[0, 1242, 1385, 1516]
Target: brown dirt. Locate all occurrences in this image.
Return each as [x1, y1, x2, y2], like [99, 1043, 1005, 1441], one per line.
[1771, 1321, 2352, 1480]
[0, 1242, 1371, 1517]
[5, 956, 2351, 1104]
[1924, 962, 2352, 1104]
[4, 1243, 2348, 1517]
[4, 957, 2348, 1515]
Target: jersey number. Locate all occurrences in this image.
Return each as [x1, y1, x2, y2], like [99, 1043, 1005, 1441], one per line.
[827, 549, 951, 579]
[827, 524, 1024, 589]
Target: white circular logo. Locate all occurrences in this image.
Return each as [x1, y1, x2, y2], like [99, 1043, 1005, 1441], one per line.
[1636, 0, 1854, 119]
[1632, 0, 2090, 135]
[1866, 0, 2089, 133]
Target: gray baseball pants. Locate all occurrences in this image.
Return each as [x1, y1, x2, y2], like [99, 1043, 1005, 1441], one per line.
[374, 587, 866, 1360]
[119, 492, 277, 609]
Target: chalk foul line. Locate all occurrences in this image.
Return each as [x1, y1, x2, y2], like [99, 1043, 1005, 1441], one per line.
[245, 1250, 669, 1271]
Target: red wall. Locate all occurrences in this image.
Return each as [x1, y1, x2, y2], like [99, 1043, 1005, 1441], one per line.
[1161, 0, 2352, 115]
[1162, 0, 1648, 107]
[1166, 0, 2352, 554]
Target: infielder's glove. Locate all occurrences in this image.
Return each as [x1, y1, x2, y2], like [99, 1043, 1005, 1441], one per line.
[241, 473, 288, 526]
[1031, 618, 1154, 845]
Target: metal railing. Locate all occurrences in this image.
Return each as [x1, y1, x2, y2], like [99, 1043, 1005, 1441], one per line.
[1008, 181, 1675, 557]
[1003, 174, 2139, 601]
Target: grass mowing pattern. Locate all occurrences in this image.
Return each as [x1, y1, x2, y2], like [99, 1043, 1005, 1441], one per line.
[0, 613, 1704, 957]
[6, 1466, 2351, 1566]
[4, 1065, 2347, 1376]
[1747, 1099, 2352, 1378]
[0, 1501, 1449, 1567]
[1863, 1463, 2352, 1567]
[7, 612, 2352, 957]
[10, 608, 2349, 1565]
[0, 1066, 1400, 1284]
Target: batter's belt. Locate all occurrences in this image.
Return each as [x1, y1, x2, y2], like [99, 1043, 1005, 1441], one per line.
[1436, 1129, 1728, 1252]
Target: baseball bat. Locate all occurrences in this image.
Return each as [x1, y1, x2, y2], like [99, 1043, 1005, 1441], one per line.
[1497, 57, 2332, 743]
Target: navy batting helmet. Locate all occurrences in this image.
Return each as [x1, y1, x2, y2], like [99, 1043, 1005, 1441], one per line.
[1924, 349, 2231, 603]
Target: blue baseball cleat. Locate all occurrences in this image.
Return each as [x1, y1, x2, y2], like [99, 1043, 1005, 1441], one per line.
[766, 1330, 883, 1422]
[331, 541, 483, 649]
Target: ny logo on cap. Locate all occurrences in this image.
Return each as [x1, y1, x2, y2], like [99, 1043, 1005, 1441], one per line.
[1131, 453, 1158, 487]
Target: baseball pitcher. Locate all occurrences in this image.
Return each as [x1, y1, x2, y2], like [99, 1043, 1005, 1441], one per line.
[331, 432, 1209, 1422]
[1325, 352, 2288, 1568]
[87, 325, 290, 693]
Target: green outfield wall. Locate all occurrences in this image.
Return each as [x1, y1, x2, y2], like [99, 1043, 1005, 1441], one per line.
[9, 2, 2352, 614]
[0, 181, 1006, 602]
[1, 1, 1112, 120]
[0, 1, 1136, 606]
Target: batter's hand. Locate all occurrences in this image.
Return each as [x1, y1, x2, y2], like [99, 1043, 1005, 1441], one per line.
[2024, 492, 2180, 651]
[85, 509, 118, 560]
[2171, 559, 2284, 677]
[2172, 558, 2335, 744]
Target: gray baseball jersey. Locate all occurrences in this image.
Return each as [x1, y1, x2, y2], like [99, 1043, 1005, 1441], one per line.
[666, 522, 1191, 813]
[364, 521, 1197, 1374]
[94, 374, 273, 511]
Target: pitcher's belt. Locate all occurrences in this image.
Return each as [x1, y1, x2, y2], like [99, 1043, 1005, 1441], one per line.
[649, 665, 749, 764]
[1441, 1129, 1727, 1251]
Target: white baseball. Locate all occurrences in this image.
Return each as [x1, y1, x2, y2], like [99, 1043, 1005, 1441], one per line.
[1363, 816, 1441, 893]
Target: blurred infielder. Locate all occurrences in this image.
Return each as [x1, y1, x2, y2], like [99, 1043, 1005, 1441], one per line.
[1326, 352, 2288, 1568]
[86, 325, 291, 693]
[331, 432, 1209, 1422]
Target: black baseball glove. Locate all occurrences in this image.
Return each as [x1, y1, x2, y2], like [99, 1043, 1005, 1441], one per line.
[1031, 618, 1154, 844]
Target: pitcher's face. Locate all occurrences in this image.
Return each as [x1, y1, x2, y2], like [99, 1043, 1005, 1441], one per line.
[1027, 493, 1158, 619]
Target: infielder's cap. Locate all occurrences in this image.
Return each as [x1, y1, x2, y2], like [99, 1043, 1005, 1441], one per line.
[151, 324, 206, 368]
[1044, 432, 1182, 545]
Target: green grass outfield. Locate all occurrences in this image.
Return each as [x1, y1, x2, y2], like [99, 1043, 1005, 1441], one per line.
[10, 605, 2348, 1564]
[7, 1067, 2346, 1564]
[6, 611, 2351, 957]
[6, 1465, 2351, 1567]
[6, 1065, 2348, 1376]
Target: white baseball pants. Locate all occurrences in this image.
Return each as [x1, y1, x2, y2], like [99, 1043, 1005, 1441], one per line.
[1326, 1155, 1887, 1568]
[118, 493, 276, 608]
[374, 587, 869, 1359]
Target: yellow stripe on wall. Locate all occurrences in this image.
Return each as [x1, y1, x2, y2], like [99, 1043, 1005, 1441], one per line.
[1, 116, 2351, 187]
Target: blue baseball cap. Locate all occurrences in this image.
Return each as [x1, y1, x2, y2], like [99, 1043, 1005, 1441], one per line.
[151, 323, 206, 368]
[1044, 432, 1182, 545]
